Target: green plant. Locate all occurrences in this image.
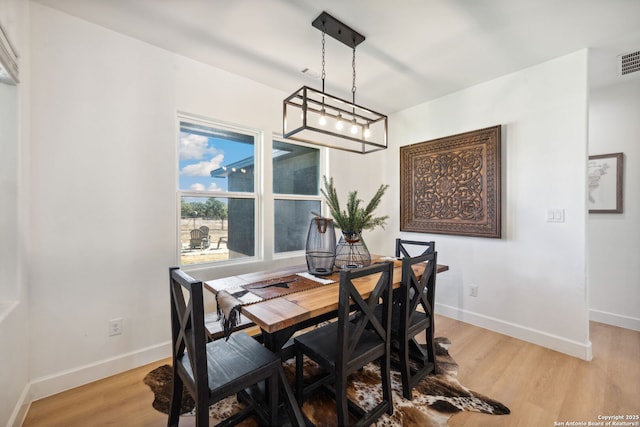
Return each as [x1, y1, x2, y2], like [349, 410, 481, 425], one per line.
[317, 176, 389, 232]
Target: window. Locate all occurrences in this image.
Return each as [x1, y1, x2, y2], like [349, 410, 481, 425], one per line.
[178, 116, 259, 266]
[272, 139, 322, 254]
[177, 115, 325, 266]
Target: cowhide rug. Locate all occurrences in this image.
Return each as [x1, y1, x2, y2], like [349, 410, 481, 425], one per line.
[143, 337, 510, 426]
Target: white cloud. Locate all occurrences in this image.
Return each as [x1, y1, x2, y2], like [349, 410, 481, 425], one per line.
[188, 182, 223, 192]
[179, 133, 219, 160]
[181, 153, 225, 177]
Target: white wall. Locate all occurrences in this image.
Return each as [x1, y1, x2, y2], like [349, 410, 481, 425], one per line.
[29, 4, 175, 398]
[0, 69, 18, 301]
[27, 3, 307, 401]
[0, 77, 30, 427]
[0, 0, 30, 425]
[588, 77, 640, 330]
[382, 51, 591, 360]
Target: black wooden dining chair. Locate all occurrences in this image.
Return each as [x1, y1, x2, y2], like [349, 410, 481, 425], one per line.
[168, 267, 282, 427]
[391, 251, 438, 400]
[294, 261, 394, 426]
[395, 238, 435, 258]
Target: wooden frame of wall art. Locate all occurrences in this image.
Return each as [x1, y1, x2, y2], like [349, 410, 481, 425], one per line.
[588, 152, 624, 213]
[400, 125, 502, 238]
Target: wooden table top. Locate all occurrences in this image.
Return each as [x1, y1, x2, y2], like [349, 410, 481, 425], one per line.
[204, 259, 449, 335]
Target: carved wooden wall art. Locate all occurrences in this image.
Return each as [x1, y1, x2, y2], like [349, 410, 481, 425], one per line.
[400, 125, 502, 238]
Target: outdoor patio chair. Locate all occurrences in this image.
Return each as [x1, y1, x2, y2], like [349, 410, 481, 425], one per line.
[199, 226, 210, 244]
[189, 229, 209, 250]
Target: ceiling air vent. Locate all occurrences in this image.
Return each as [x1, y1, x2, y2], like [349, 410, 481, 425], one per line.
[617, 50, 640, 76]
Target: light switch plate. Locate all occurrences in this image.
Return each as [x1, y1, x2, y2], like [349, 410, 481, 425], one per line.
[546, 209, 565, 223]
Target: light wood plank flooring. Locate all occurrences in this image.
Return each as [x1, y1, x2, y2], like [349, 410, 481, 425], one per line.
[22, 316, 640, 426]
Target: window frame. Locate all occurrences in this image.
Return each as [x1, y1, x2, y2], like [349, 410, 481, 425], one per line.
[177, 113, 263, 268]
[271, 135, 327, 258]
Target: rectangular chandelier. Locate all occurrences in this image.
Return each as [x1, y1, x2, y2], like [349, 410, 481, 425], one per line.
[283, 85, 388, 154]
[282, 12, 388, 154]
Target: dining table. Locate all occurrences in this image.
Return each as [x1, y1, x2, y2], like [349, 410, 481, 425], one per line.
[204, 256, 449, 358]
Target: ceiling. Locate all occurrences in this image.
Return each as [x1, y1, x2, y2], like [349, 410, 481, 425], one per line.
[32, 0, 640, 114]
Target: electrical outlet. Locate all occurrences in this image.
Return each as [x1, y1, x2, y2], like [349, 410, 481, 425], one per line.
[469, 285, 479, 298]
[109, 318, 123, 336]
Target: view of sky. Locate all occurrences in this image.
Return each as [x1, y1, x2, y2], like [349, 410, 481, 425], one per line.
[178, 131, 254, 193]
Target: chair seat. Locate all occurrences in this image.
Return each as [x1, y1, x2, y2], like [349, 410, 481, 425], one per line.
[374, 304, 430, 335]
[179, 332, 279, 394]
[294, 322, 385, 372]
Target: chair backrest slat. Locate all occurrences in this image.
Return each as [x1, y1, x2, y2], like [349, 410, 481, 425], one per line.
[169, 267, 208, 394]
[395, 238, 435, 258]
[400, 251, 437, 328]
[336, 262, 394, 369]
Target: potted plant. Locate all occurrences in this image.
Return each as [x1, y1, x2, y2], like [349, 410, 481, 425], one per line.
[318, 176, 389, 268]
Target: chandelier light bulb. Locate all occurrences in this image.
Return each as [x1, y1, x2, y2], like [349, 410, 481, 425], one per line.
[363, 124, 371, 139]
[318, 109, 327, 126]
[350, 119, 358, 135]
[336, 113, 344, 130]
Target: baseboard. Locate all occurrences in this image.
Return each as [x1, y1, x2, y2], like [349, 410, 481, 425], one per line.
[7, 383, 31, 427]
[28, 341, 172, 402]
[435, 303, 593, 361]
[589, 309, 640, 331]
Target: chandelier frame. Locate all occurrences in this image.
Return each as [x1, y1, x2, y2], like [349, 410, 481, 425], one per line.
[282, 11, 388, 154]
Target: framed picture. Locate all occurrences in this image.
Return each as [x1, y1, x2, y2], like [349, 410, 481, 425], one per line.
[400, 125, 501, 238]
[588, 152, 623, 213]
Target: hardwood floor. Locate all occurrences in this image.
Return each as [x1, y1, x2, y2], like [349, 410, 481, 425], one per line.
[438, 317, 640, 427]
[22, 316, 639, 426]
